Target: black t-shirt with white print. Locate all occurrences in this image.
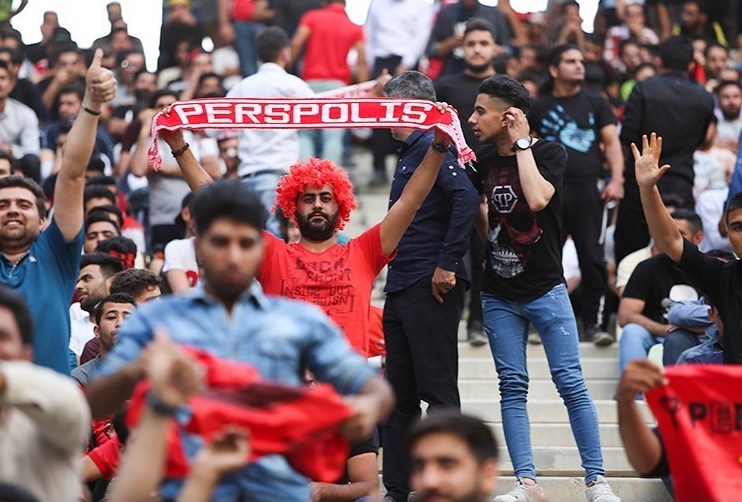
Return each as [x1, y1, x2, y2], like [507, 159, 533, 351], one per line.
[472, 139, 568, 302]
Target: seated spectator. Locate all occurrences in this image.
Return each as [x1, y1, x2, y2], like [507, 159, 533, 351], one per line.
[37, 43, 86, 114]
[672, 0, 726, 46]
[0, 60, 40, 182]
[676, 300, 725, 364]
[0, 286, 90, 502]
[704, 42, 729, 93]
[693, 115, 735, 200]
[0, 47, 47, 121]
[108, 69, 157, 141]
[618, 209, 704, 371]
[109, 49, 146, 108]
[96, 235, 138, 270]
[619, 61, 656, 103]
[83, 213, 121, 254]
[604, 4, 659, 72]
[84, 183, 116, 214]
[408, 412, 499, 502]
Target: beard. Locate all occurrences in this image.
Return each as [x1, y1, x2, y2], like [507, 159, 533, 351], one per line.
[465, 61, 492, 75]
[296, 211, 338, 242]
[722, 108, 741, 121]
[0, 225, 36, 252]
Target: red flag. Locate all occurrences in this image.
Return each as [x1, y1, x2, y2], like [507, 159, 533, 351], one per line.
[127, 347, 352, 482]
[646, 365, 742, 502]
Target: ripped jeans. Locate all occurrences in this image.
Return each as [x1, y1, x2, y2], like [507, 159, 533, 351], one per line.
[482, 283, 605, 484]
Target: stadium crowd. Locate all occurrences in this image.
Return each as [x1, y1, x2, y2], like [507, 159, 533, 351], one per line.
[0, 0, 741, 501]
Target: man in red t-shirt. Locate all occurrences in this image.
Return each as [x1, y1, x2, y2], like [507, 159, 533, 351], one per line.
[289, 0, 369, 167]
[161, 114, 452, 356]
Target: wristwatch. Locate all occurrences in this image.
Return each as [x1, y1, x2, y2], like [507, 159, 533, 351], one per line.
[512, 136, 533, 152]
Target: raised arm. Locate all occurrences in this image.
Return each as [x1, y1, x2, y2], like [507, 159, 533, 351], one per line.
[380, 122, 450, 256]
[508, 107, 555, 212]
[53, 49, 116, 240]
[634, 133, 683, 262]
[161, 128, 215, 192]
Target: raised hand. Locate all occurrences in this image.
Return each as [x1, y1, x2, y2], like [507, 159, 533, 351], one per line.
[632, 133, 670, 189]
[503, 106, 531, 143]
[615, 359, 666, 403]
[85, 48, 117, 107]
[191, 426, 251, 478]
[143, 329, 203, 408]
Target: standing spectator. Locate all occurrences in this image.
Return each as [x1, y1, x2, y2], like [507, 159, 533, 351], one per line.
[226, 27, 313, 235]
[0, 60, 40, 183]
[86, 180, 394, 502]
[435, 18, 498, 346]
[23, 10, 58, 64]
[529, 45, 624, 346]
[70, 253, 123, 362]
[0, 287, 90, 502]
[614, 36, 713, 264]
[217, 0, 274, 77]
[408, 412, 500, 502]
[272, 0, 321, 38]
[365, 0, 433, 186]
[468, 75, 619, 502]
[158, 0, 204, 72]
[291, 0, 369, 167]
[92, 2, 144, 54]
[703, 42, 729, 92]
[672, 0, 727, 46]
[713, 80, 742, 153]
[381, 71, 479, 502]
[0, 49, 115, 374]
[427, 0, 511, 77]
[617, 209, 703, 371]
[603, 4, 659, 73]
[635, 132, 742, 363]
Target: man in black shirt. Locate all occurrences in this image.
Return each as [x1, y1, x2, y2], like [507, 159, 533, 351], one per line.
[529, 45, 624, 347]
[468, 74, 619, 502]
[635, 132, 742, 363]
[435, 17, 497, 347]
[614, 36, 713, 264]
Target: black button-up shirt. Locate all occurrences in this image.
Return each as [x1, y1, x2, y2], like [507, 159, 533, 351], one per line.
[384, 130, 479, 294]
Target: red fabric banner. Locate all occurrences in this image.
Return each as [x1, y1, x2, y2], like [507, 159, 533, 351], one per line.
[646, 365, 742, 502]
[147, 97, 476, 170]
[127, 347, 352, 482]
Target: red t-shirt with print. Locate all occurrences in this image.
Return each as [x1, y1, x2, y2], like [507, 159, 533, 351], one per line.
[258, 224, 393, 356]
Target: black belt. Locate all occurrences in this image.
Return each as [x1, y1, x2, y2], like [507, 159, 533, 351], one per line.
[241, 169, 285, 179]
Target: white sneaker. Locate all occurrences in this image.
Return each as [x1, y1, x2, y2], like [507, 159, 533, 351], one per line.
[585, 475, 621, 502]
[492, 480, 548, 502]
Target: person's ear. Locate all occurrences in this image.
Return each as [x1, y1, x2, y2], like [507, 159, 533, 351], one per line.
[480, 459, 499, 495]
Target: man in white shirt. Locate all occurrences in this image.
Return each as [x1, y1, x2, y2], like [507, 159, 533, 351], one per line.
[226, 26, 313, 235]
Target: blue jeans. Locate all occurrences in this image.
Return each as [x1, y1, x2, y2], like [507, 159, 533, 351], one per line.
[234, 21, 263, 77]
[482, 284, 605, 484]
[619, 323, 663, 371]
[299, 80, 346, 166]
[241, 171, 283, 237]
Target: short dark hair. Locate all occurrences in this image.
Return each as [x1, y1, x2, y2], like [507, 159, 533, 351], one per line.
[0, 150, 15, 173]
[408, 411, 499, 464]
[705, 41, 728, 58]
[464, 17, 496, 40]
[51, 43, 80, 66]
[685, 0, 708, 14]
[725, 191, 742, 222]
[670, 208, 703, 235]
[715, 80, 742, 96]
[659, 36, 694, 72]
[0, 47, 23, 66]
[86, 175, 118, 188]
[110, 269, 161, 298]
[149, 88, 179, 108]
[59, 84, 84, 101]
[0, 59, 10, 77]
[256, 26, 289, 63]
[548, 44, 581, 69]
[84, 185, 116, 206]
[0, 286, 33, 347]
[0, 175, 47, 218]
[93, 292, 136, 325]
[88, 205, 123, 226]
[86, 155, 106, 175]
[383, 71, 436, 101]
[96, 235, 137, 256]
[84, 213, 121, 235]
[80, 252, 125, 279]
[478, 74, 531, 113]
[191, 180, 266, 235]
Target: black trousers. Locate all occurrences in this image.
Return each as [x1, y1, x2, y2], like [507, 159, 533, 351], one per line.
[614, 176, 693, 265]
[562, 181, 609, 329]
[467, 231, 485, 329]
[382, 276, 465, 501]
[371, 56, 403, 176]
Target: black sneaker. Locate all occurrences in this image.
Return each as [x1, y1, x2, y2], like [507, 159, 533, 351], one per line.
[586, 325, 614, 347]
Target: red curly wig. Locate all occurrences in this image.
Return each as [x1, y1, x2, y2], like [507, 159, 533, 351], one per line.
[274, 157, 357, 231]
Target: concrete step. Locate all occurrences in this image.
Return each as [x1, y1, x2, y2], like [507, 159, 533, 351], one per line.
[456, 340, 619, 359]
[485, 422, 623, 448]
[461, 399, 653, 424]
[493, 476, 672, 502]
[458, 357, 620, 380]
[459, 378, 619, 401]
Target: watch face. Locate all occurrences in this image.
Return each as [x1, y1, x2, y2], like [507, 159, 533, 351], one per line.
[516, 138, 531, 149]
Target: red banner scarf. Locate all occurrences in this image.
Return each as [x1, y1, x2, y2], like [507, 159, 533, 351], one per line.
[147, 97, 476, 170]
[127, 347, 352, 482]
[646, 365, 742, 502]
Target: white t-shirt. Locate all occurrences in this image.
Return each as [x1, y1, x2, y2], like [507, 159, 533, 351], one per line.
[69, 302, 95, 357]
[162, 237, 199, 288]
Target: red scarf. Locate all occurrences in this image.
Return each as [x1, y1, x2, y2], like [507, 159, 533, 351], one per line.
[147, 97, 476, 170]
[127, 347, 352, 482]
[646, 365, 742, 502]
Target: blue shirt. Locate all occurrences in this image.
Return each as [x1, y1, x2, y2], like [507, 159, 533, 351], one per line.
[0, 219, 82, 374]
[96, 282, 377, 502]
[385, 130, 479, 293]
